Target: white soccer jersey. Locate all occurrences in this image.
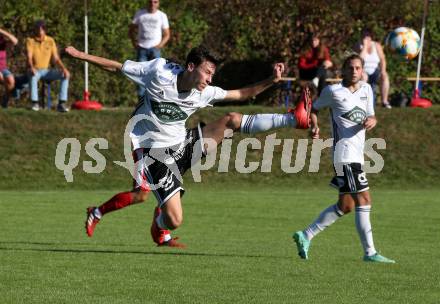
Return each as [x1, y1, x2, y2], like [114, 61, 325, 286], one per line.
[121, 58, 227, 149]
[132, 9, 169, 49]
[313, 81, 375, 164]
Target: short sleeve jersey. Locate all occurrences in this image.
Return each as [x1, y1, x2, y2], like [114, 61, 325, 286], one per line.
[26, 35, 57, 69]
[132, 9, 169, 49]
[121, 58, 227, 149]
[313, 81, 375, 164]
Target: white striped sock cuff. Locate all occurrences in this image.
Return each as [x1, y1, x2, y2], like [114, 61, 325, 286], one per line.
[355, 205, 372, 212]
[333, 204, 345, 216]
[240, 114, 256, 134]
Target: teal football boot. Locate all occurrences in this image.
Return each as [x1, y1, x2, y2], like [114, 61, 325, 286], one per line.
[293, 231, 311, 260]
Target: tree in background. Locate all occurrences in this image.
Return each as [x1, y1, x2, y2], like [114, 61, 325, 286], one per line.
[0, 0, 438, 106]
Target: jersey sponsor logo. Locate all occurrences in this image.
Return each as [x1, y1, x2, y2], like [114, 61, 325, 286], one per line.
[150, 99, 188, 122]
[341, 106, 366, 124]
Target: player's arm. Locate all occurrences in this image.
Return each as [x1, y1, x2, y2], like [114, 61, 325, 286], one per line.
[65, 46, 122, 72]
[222, 63, 284, 101]
[364, 84, 376, 131]
[310, 108, 320, 139]
[0, 28, 18, 46]
[310, 85, 333, 139]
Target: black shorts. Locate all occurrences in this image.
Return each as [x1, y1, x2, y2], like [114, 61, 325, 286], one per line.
[330, 163, 369, 194]
[133, 123, 205, 206]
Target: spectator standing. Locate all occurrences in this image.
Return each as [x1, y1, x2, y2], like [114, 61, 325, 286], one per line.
[129, 0, 170, 96]
[26, 20, 70, 112]
[298, 34, 333, 95]
[354, 28, 391, 109]
[0, 27, 18, 108]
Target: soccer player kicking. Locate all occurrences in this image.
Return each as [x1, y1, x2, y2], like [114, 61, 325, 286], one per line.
[292, 53, 395, 263]
[65, 45, 311, 247]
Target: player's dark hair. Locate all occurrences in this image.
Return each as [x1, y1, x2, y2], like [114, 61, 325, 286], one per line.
[34, 20, 46, 32]
[342, 53, 364, 70]
[185, 45, 221, 67]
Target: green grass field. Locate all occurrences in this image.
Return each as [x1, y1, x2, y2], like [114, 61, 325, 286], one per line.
[1, 186, 439, 304]
[1, 107, 439, 303]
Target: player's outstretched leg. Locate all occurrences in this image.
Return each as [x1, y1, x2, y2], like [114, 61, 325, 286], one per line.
[201, 90, 311, 144]
[240, 89, 311, 133]
[85, 207, 100, 237]
[292, 203, 345, 260]
[85, 190, 149, 237]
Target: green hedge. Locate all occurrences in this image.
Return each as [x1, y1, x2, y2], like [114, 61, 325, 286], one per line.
[0, 106, 439, 190]
[1, 0, 439, 106]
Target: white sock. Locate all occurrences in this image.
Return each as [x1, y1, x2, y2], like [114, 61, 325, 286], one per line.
[303, 204, 344, 241]
[355, 205, 377, 256]
[240, 113, 296, 134]
[93, 208, 102, 219]
[155, 213, 172, 242]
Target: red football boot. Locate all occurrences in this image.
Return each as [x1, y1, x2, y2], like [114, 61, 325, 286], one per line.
[289, 87, 312, 129]
[150, 207, 186, 248]
[85, 207, 100, 237]
[158, 236, 186, 248]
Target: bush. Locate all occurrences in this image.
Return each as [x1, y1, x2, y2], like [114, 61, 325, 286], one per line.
[1, 0, 438, 106]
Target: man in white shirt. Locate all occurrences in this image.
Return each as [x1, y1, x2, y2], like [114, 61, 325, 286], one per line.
[129, 0, 170, 95]
[65, 45, 311, 248]
[292, 53, 395, 263]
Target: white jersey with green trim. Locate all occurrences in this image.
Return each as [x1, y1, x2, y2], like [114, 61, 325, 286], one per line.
[313, 81, 375, 164]
[121, 58, 227, 148]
